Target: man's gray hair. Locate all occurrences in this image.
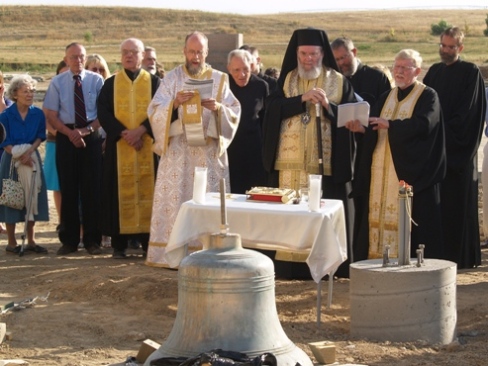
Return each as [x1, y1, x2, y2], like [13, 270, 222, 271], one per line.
[227, 49, 253, 66]
[395, 49, 422, 68]
[7, 74, 36, 101]
[330, 37, 355, 51]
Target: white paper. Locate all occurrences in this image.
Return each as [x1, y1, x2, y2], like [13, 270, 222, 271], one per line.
[337, 101, 370, 128]
[183, 78, 214, 100]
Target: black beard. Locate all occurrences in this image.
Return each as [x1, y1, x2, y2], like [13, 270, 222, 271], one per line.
[440, 51, 456, 64]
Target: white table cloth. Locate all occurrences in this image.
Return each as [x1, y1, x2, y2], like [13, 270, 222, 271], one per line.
[165, 193, 347, 283]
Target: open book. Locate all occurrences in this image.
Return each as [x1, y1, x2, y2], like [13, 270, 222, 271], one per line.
[182, 78, 214, 100]
[337, 101, 370, 128]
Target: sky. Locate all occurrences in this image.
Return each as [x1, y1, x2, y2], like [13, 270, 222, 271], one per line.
[7, 0, 488, 15]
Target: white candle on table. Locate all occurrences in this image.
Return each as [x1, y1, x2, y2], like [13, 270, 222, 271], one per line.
[193, 167, 207, 204]
[308, 174, 322, 212]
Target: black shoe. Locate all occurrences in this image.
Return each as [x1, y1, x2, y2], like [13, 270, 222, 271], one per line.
[6, 245, 21, 254]
[56, 245, 78, 255]
[112, 249, 127, 259]
[85, 244, 102, 255]
[128, 239, 141, 249]
[26, 244, 48, 254]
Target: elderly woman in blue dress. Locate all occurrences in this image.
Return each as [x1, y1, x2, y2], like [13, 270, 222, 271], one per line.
[0, 74, 49, 254]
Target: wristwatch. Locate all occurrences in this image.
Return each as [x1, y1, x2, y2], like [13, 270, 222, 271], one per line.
[86, 125, 94, 134]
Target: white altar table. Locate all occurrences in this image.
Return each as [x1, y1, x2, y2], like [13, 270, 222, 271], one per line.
[164, 193, 347, 324]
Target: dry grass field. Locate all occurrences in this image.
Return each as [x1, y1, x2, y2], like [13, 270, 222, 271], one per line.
[0, 6, 488, 73]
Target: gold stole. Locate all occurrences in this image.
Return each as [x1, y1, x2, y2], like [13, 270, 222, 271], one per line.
[182, 91, 205, 146]
[276, 66, 343, 191]
[182, 67, 211, 146]
[368, 82, 425, 258]
[114, 70, 155, 234]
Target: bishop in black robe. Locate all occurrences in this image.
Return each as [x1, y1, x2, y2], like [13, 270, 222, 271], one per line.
[262, 28, 356, 278]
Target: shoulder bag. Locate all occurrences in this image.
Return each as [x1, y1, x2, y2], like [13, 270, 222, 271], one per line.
[0, 159, 25, 210]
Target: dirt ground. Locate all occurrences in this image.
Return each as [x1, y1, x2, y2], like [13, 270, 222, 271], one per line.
[0, 190, 487, 366]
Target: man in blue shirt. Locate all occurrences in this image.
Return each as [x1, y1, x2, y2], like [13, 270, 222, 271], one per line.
[43, 42, 104, 255]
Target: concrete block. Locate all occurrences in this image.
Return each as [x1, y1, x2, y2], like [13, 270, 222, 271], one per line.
[308, 341, 335, 364]
[350, 258, 457, 345]
[136, 339, 161, 363]
[206, 33, 243, 72]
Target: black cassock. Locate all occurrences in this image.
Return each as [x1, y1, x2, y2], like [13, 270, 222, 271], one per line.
[424, 59, 487, 268]
[227, 74, 269, 194]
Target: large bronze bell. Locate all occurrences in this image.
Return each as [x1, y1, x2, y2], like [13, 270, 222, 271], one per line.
[145, 182, 312, 366]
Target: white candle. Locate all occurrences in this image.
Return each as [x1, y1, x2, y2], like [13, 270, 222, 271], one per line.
[308, 174, 322, 212]
[193, 167, 207, 204]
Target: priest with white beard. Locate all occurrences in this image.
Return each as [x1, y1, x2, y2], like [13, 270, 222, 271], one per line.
[262, 28, 356, 277]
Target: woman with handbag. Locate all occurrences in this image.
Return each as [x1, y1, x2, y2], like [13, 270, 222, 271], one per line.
[0, 74, 49, 254]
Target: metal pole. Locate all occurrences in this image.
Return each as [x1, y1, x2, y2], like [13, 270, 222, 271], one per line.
[220, 178, 228, 235]
[398, 183, 413, 266]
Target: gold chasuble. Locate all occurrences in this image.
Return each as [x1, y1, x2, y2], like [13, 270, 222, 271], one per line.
[368, 81, 425, 258]
[275, 66, 343, 191]
[114, 70, 155, 234]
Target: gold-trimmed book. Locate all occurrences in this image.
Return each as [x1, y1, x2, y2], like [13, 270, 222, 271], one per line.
[245, 187, 297, 204]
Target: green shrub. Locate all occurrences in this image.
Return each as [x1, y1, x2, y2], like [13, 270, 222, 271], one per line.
[83, 31, 93, 43]
[431, 20, 451, 35]
[484, 14, 488, 37]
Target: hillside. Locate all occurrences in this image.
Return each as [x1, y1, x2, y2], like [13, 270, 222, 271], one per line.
[1, 6, 488, 73]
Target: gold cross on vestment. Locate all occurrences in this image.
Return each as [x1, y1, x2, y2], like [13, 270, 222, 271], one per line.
[398, 110, 409, 119]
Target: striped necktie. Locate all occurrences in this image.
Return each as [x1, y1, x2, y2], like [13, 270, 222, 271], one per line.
[73, 74, 88, 128]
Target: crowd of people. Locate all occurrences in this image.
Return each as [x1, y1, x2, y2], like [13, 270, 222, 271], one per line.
[0, 26, 486, 275]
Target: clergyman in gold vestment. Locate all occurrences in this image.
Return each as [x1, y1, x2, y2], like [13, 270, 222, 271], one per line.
[262, 28, 357, 277]
[97, 38, 161, 259]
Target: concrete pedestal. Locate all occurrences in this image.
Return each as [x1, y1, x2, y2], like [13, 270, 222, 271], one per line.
[350, 259, 457, 345]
